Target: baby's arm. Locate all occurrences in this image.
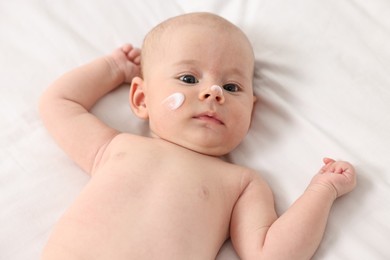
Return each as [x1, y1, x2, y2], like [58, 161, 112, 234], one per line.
[231, 158, 356, 260]
[39, 45, 140, 174]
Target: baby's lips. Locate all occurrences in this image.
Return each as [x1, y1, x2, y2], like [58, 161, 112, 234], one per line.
[193, 111, 224, 125]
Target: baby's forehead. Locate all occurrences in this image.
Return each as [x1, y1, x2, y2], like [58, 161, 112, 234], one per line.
[144, 16, 234, 48]
[141, 13, 254, 75]
[143, 13, 250, 49]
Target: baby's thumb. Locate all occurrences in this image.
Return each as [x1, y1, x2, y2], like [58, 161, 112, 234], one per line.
[323, 157, 335, 165]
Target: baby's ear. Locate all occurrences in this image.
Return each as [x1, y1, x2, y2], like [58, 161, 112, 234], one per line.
[129, 76, 149, 119]
[253, 95, 257, 103]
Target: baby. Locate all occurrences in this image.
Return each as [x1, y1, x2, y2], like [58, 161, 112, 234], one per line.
[39, 12, 356, 259]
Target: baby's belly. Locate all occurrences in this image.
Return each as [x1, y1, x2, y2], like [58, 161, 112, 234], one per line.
[42, 164, 233, 259]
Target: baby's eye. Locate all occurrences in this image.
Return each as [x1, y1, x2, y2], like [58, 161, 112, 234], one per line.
[223, 83, 240, 92]
[179, 75, 199, 84]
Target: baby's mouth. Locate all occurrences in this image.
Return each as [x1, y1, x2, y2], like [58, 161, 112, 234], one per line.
[193, 112, 224, 125]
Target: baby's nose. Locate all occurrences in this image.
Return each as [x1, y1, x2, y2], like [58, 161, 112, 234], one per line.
[199, 85, 225, 104]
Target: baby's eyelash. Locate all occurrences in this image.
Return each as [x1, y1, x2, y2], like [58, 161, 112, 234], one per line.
[179, 75, 199, 84]
[223, 83, 241, 92]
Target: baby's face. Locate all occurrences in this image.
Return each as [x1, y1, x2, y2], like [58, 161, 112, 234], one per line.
[142, 23, 255, 156]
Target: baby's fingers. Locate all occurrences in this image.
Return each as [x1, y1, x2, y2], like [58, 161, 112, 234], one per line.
[323, 157, 335, 165]
[128, 48, 141, 64]
[121, 44, 133, 52]
[320, 157, 335, 173]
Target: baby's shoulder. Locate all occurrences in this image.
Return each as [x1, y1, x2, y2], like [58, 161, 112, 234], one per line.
[106, 133, 158, 152]
[228, 164, 270, 193]
[109, 132, 146, 144]
[92, 133, 152, 168]
[216, 161, 265, 187]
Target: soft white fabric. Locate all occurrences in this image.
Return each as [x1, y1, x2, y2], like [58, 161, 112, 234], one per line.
[1, 1, 389, 259]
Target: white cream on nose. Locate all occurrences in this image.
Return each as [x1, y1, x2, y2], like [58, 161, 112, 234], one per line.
[162, 92, 185, 110]
[210, 85, 223, 96]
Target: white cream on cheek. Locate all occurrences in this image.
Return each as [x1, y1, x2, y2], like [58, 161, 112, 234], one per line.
[162, 92, 185, 110]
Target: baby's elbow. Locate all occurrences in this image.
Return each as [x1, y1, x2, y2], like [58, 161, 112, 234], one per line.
[38, 88, 61, 128]
[38, 92, 48, 119]
[38, 90, 53, 122]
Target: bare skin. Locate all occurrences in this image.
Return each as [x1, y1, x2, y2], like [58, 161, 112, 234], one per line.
[39, 13, 356, 260]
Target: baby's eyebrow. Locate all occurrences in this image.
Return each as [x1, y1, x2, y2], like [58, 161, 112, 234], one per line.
[227, 67, 247, 79]
[173, 59, 200, 67]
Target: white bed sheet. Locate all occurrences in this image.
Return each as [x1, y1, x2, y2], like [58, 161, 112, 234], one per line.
[1, 0, 390, 259]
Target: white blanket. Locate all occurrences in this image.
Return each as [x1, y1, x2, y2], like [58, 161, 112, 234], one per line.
[1, 1, 389, 259]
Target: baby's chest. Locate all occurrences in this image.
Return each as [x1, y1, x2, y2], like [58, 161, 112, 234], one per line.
[93, 153, 243, 214]
[74, 161, 241, 242]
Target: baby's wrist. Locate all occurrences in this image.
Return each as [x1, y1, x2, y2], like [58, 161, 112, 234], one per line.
[104, 55, 127, 84]
[306, 182, 338, 200]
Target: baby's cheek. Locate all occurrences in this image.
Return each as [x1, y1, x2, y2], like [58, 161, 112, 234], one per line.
[161, 92, 185, 110]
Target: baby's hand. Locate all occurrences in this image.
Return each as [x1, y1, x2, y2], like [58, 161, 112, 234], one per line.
[309, 158, 357, 199]
[107, 44, 141, 83]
